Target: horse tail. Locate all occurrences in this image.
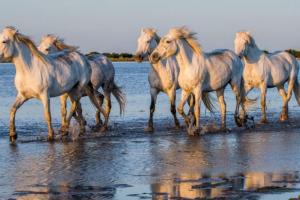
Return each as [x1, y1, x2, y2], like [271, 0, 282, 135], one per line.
[293, 77, 300, 106]
[202, 92, 215, 113]
[112, 82, 126, 115]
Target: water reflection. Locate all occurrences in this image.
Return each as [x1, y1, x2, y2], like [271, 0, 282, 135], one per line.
[1, 130, 299, 199]
[142, 171, 300, 199]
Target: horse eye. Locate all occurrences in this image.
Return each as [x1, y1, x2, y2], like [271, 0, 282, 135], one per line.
[2, 41, 6, 44]
[166, 40, 171, 44]
[147, 41, 150, 44]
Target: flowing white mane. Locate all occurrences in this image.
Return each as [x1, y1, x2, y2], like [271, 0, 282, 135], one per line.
[42, 34, 79, 52]
[143, 28, 160, 43]
[4, 26, 47, 63]
[168, 27, 202, 55]
[236, 31, 256, 47]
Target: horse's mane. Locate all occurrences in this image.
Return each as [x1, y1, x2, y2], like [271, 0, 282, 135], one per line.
[168, 27, 203, 55]
[5, 27, 47, 64]
[143, 28, 160, 43]
[85, 51, 105, 60]
[50, 35, 79, 52]
[85, 51, 100, 58]
[236, 31, 256, 47]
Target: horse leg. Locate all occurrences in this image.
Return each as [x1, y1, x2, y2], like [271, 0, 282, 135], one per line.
[75, 101, 86, 134]
[60, 94, 69, 132]
[40, 94, 54, 141]
[191, 90, 201, 135]
[84, 84, 107, 130]
[277, 85, 288, 121]
[64, 96, 81, 134]
[177, 90, 191, 128]
[260, 83, 268, 124]
[100, 90, 111, 132]
[230, 83, 242, 127]
[240, 84, 254, 122]
[167, 88, 180, 129]
[187, 94, 195, 118]
[95, 92, 104, 127]
[280, 76, 296, 120]
[145, 88, 158, 132]
[9, 95, 28, 143]
[216, 88, 227, 132]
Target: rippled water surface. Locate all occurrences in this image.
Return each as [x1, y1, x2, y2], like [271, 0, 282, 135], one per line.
[1, 62, 300, 200]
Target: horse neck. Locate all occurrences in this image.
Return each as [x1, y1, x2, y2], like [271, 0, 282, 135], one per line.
[175, 39, 204, 70]
[245, 43, 263, 64]
[149, 42, 168, 73]
[12, 42, 45, 74]
[151, 58, 168, 73]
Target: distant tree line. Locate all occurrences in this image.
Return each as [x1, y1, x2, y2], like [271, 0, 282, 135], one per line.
[102, 52, 134, 61]
[263, 49, 300, 58]
[285, 49, 300, 58]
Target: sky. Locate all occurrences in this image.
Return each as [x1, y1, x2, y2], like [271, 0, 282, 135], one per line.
[0, 0, 299, 53]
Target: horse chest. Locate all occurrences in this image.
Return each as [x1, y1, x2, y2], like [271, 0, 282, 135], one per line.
[149, 68, 175, 91]
[244, 65, 265, 87]
[178, 73, 197, 91]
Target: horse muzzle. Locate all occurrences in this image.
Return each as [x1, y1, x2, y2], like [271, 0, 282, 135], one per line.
[149, 52, 161, 64]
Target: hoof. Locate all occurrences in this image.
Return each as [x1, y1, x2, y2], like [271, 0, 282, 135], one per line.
[100, 126, 108, 133]
[144, 126, 154, 132]
[79, 127, 86, 136]
[59, 129, 69, 136]
[280, 113, 288, 122]
[234, 115, 243, 127]
[9, 134, 17, 144]
[221, 127, 231, 133]
[184, 117, 191, 126]
[59, 125, 69, 133]
[175, 123, 181, 130]
[91, 123, 102, 132]
[260, 119, 268, 124]
[48, 135, 54, 142]
[187, 126, 201, 136]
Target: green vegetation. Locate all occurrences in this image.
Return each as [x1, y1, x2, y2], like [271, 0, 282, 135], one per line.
[103, 52, 135, 62]
[286, 49, 300, 59]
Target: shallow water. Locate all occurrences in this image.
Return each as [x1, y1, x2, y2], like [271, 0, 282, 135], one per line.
[1, 62, 300, 199]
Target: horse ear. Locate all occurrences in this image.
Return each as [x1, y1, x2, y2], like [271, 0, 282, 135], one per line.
[150, 28, 157, 33]
[141, 28, 146, 34]
[3, 27, 18, 39]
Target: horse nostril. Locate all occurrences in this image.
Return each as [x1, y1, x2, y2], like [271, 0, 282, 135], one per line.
[150, 52, 160, 64]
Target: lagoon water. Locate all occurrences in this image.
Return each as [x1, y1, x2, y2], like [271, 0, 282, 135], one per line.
[1, 62, 300, 199]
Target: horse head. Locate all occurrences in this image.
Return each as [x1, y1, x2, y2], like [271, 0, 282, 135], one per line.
[135, 28, 160, 62]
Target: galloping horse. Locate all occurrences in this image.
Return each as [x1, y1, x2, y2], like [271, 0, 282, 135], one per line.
[150, 27, 245, 135]
[135, 28, 214, 131]
[38, 35, 126, 132]
[235, 31, 300, 123]
[0, 27, 101, 142]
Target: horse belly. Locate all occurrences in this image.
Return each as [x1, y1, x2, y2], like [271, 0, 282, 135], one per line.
[267, 67, 289, 86]
[91, 65, 105, 89]
[205, 67, 231, 91]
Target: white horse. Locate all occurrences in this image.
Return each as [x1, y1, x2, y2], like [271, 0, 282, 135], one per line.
[38, 35, 126, 131]
[134, 28, 214, 131]
[235, 31, 300, 123]
[0, 27, 102, 142]
[150, 27, 245, 135]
